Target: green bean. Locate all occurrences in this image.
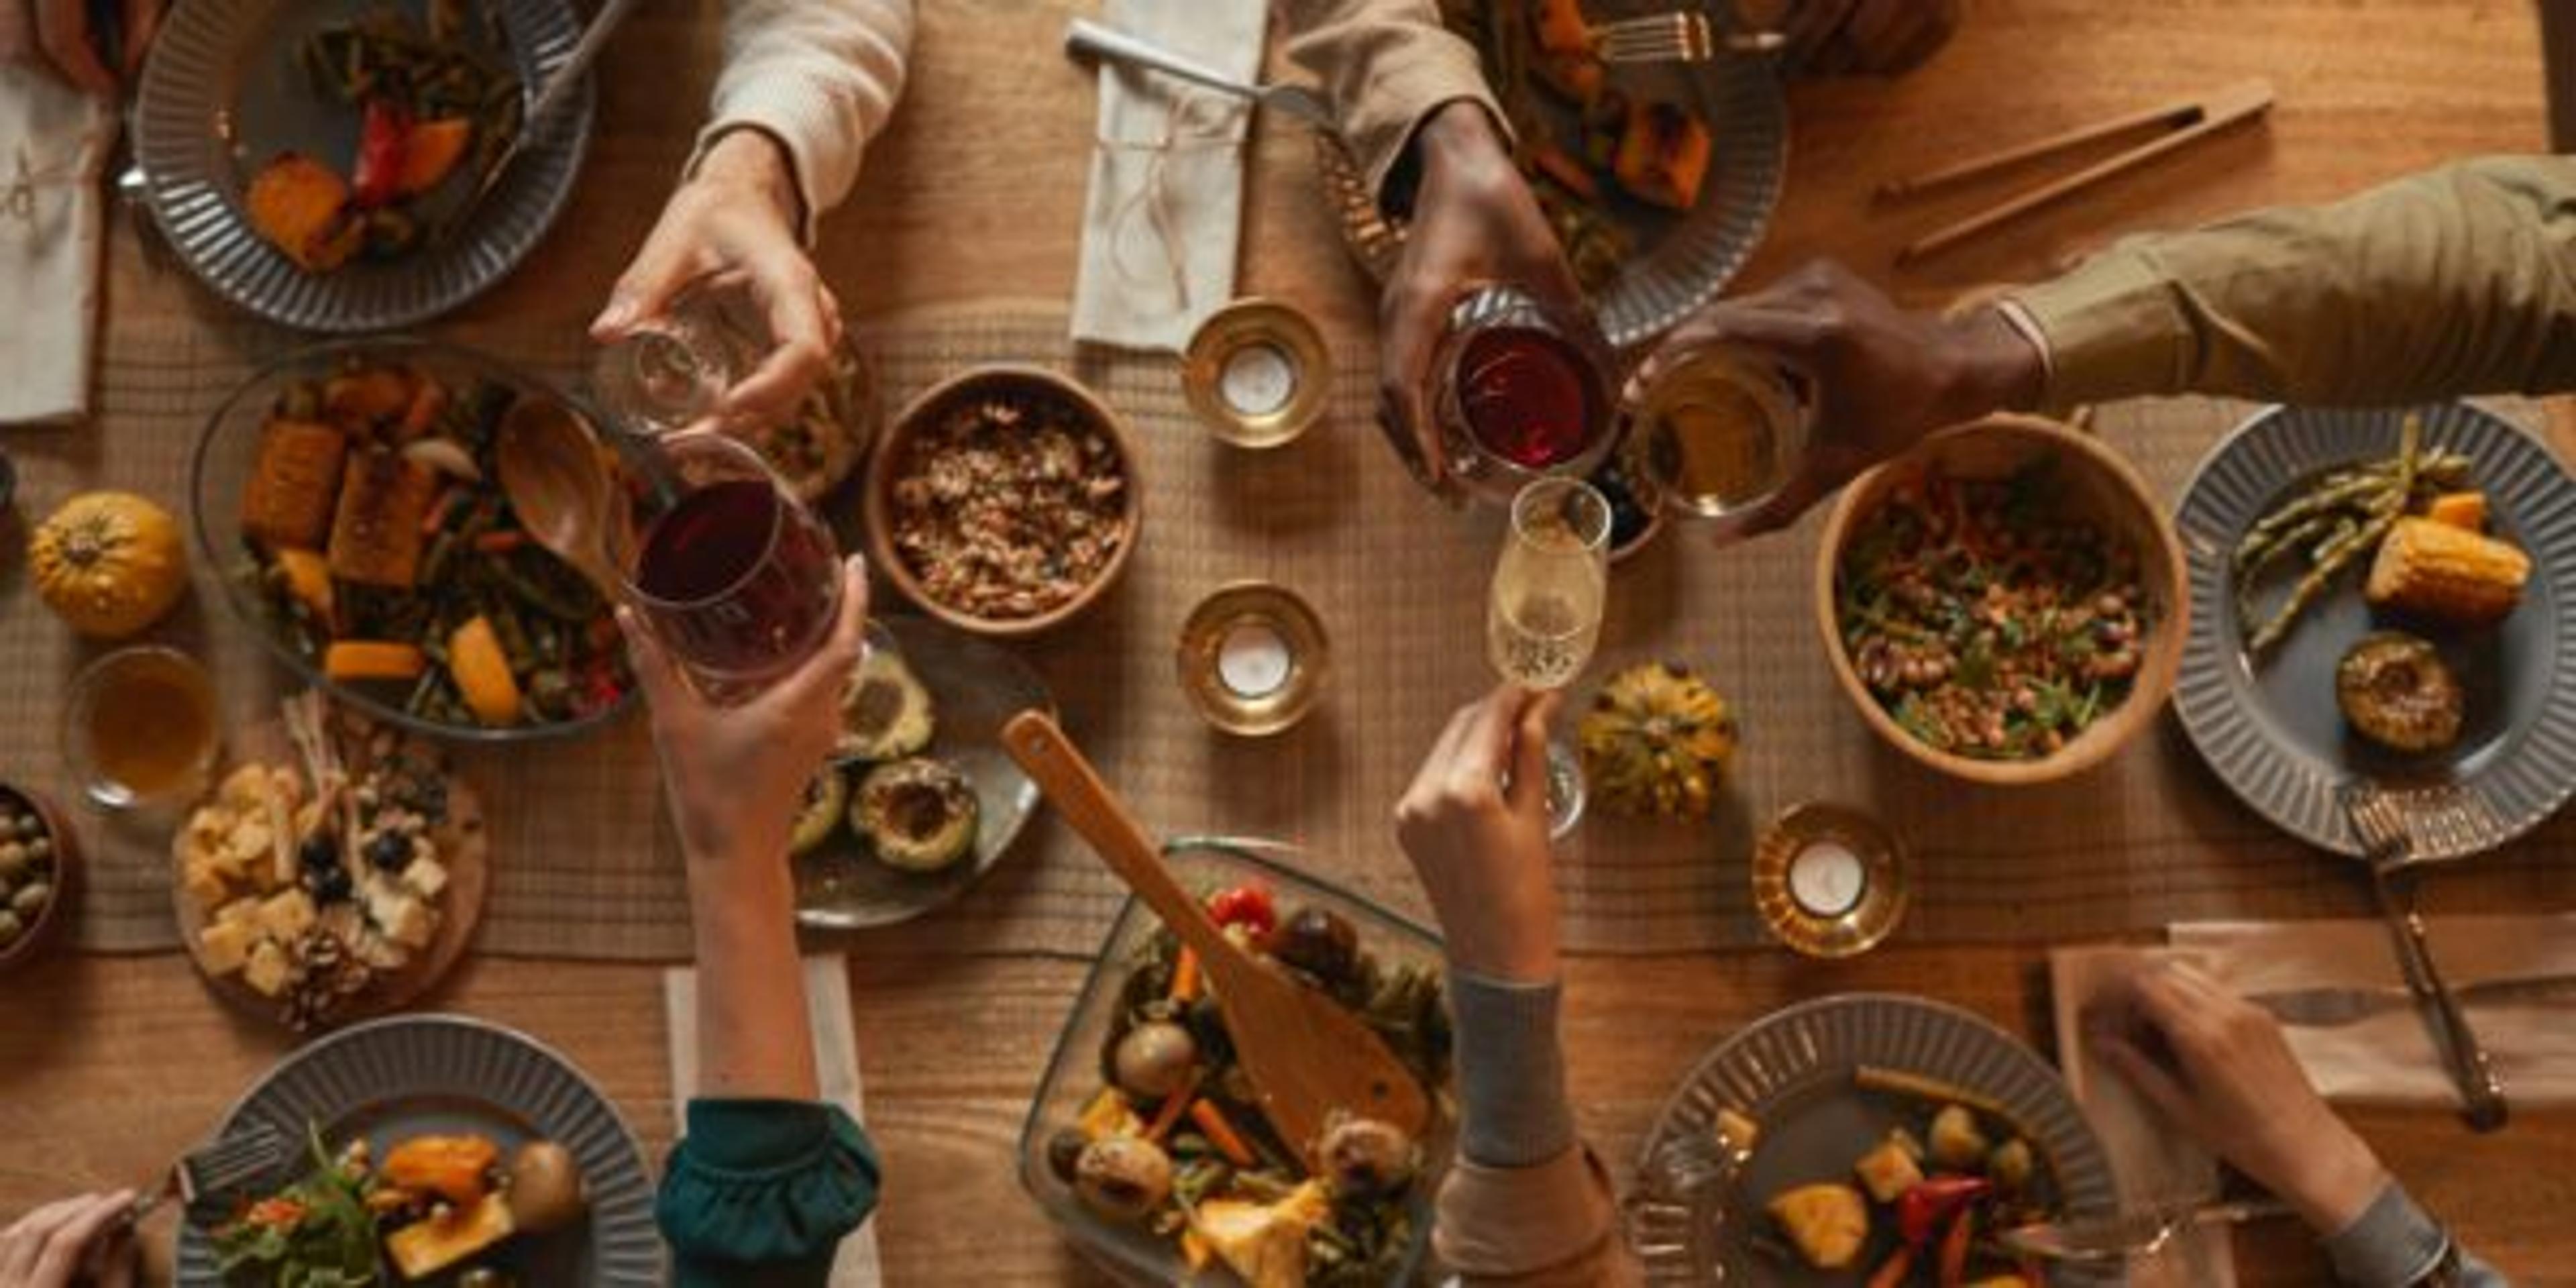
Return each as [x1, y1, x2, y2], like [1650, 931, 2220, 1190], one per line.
[2249, 510, 2396, 653]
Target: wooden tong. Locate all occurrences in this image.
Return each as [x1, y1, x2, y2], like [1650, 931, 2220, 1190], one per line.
[1884, 79, 2275, 266]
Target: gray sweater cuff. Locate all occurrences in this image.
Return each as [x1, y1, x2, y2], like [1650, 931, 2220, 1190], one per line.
[2323, 1181, 2500, 1287]
[1448, 969, 1577, 1169]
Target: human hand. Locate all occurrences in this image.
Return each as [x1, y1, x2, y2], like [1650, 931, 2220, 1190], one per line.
[1768, 0, 1961, 76]
[1379, 101, 1589, 497]
[1631, 260, 2041, 544]
[621, 555, 869, 868]
[1393, 686, 1565, 983]
[2083, 959, 2389, 1234]
[0, 1191, 140, 1288]
[0, 0, 164, 96]
[591, 129, 841, 435]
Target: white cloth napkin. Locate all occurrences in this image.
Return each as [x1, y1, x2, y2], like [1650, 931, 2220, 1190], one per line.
[0, 70, 116, 425]
[664, 954, 883, 1287]
[2171, 915, 2576, 1106]
[1068, 0, 1263, 352]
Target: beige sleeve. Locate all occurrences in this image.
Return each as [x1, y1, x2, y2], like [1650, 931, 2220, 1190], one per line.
[2006, 156, 2576, 409]
[1274, 0, 1503, 203]
[1433, 1146, 1646, 1287]
[690, 0, 916, 239]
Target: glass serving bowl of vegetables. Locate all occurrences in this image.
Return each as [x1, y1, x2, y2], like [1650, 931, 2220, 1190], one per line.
[1019, 839, 1456, 1286]
[191, 337, 635, 743]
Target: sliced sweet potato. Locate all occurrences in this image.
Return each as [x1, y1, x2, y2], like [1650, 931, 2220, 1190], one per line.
[2426, 491, 2487, 531]
[449, 614, 524, 727]
[323, 640, 426, 682]
[326, 450, 439, 588]
[323, 365, 418, 427]
[273, 547, 336, 621]
[1533, 0, 1591, 53]
[1614, 99, 1713, 210]
[397, 117, 476, 197]
[242, 418, 350, 551]
[245, 153, 362, 273]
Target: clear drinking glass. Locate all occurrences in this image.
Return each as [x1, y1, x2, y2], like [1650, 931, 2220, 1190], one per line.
[1630, 340, 1814, 520]
[61, 646, 220, 811]
[1433, 286, 1620, 502]
[608, 431, 844, 704]
[1487, 478, 1613, 837]
[589, 280, 768, 438]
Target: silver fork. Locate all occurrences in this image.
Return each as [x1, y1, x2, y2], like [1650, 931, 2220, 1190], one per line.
[2339, 783, 2508, 1132]
[1064, 19, 1335, 129]
[1589, 13, 1786, 65]
[127, 1122, 293, 1224]
[1999, 1197, 2292, 1265]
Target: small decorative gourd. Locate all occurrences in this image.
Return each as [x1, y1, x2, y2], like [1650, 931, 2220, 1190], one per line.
[1578, 661, 1739, 819]
[30, 491, 190, 639]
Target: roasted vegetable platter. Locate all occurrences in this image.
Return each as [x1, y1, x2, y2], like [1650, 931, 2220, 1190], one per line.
[2172, 402, 2576, 859]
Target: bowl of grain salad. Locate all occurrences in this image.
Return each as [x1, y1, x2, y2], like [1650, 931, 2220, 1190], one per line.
[865, 366, 1142, 637]
[1815, 415, 2186, 787]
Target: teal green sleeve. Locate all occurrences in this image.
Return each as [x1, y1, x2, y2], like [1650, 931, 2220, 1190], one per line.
[659, 1098, 881, 1288]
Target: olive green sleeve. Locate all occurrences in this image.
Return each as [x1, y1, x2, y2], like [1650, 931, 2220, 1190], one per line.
[2006, 156, 2576, 409]
[1275, 0, 1504, 205]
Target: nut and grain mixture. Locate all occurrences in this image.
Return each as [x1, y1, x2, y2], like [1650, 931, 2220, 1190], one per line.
[889, 390, 1130, 619]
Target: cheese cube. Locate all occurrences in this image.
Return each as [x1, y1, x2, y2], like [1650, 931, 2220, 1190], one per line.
[184, 861, 232, 913]
[243, 941, 292, 996]
[384, 896, 439, 951]
[198, 920, 256, 975]
[216, 896, 262, 927]
[256, 889, 317, 943]
[219, 765, 272, 806]
[401, 857, 449, 899]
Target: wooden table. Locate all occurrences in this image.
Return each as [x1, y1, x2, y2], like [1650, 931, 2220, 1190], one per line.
[6, 1, 2572, 1283]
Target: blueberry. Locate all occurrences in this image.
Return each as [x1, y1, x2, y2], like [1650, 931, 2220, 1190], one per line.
[365, 831, 411, 871]
[299, 834, 339, 873]
[309, 866, 353, 902]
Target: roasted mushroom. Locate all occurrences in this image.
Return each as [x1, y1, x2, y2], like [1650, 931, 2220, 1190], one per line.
[504, 1140, 587, 1234]
[836, 647, 934, 762]
[790, 767, 849, 857]
[852, 757, 979, 872]
[1265, 906, 1358, 983]
[1112, 1020, 1199, 1100]
[2337, 631, 2465, 754]
[1318, 1115, 1417, 1199]
[1072, 1137, 1173, 1222]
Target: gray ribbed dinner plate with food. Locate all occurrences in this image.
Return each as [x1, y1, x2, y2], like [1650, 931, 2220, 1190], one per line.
[174, 1014, 661, 1285]
[1318, 15, 1786, 349]
[133, 0, 592, 333]
[1629, 994, 2121, 1285]
[2172, 402, 2576, 858]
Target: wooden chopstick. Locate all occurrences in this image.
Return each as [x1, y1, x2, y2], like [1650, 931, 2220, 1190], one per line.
[1895, 78, 2275, 266]
[1877, 93, 2214, 202]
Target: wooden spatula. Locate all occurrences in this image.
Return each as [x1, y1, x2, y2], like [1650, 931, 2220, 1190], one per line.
[1001, 712, 1432, 1163]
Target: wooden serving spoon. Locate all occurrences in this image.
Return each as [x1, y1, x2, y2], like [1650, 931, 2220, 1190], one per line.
[494, 397, 625, 598]
[1000, 711, 1432, 1164]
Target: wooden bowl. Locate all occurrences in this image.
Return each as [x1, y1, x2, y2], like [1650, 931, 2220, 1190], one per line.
[863, 366, 1143, 637]
[1814, 415, 2188, 787]
[0, 784, 79, 975]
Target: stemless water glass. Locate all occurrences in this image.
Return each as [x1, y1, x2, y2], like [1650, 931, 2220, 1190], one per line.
[1630, 339, 1815, 520]
[1487, 478, 1613, 837]
[610, 431, 843, 704]
[590, 280, 769, 438]
[1433, 286, 1620, 502]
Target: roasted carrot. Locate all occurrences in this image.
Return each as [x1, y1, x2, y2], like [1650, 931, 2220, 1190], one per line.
[1864, 1248, 1913, 1288]
[472, 529, 526, 554]
[1188, 1099, 1254, 1167]
[419, 486, 462, 537]
[1144, 1071, 1201, 1143]
[1169, 949, 1201, 1004]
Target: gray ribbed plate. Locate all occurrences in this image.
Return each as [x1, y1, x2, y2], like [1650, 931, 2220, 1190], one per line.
[174, 1014, 662, 1285]
[1318, 30, 1786, 350]
[1631, 994, 2121, 1285]
[133, 0, 592, 333]
[2173, 403, 2576, 859]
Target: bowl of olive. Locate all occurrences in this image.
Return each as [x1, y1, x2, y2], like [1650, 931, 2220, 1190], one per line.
[0, 785, 76, 973]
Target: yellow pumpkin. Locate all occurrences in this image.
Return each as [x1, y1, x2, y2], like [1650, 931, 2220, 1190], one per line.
[30, 492, 190, 639]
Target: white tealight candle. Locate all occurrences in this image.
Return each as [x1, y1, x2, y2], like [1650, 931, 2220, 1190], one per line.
[1220, 341, 1297, 417]
[1787, 841, 1866, 917]
[1216, 619, 1294, 698]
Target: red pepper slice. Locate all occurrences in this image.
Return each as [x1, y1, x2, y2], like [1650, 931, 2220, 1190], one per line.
[352, 99, 412, 209]
[1205, 883, 1277, 936]
[1937, 1208, 1976, 1287]
[1896, 1175, 1992, 1247]
[1864, 1246, 1914, 1288]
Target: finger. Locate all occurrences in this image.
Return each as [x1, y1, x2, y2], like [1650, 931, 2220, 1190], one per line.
[2092, 1032, 2195, 1127]
[593, 216, 706, 340]
[1446, 686, 1527, 794]
[1379, 274, 1454, 492]
[767, 558, 871, 714]
[1782, 0, 1856, 72]
[1409, 700, 1487, 802]
[3, 1197, 91, 1244]
[720, 259, 834, 425]
[36, 0, 115, 95]
[28, 1192, 132, 1287]
[816, 281, 845, 352]
[1503, 689, 1561, 817]
[117, 0, 162, 76]
[1880, 4, 1955, 74]
[614, 604, 694, 718]
[1697, 467, 1830, 549]
[1840, 0, 1911, 70]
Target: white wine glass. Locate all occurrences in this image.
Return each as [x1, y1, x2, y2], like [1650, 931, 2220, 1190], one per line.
[1487, 477, 1613, 837]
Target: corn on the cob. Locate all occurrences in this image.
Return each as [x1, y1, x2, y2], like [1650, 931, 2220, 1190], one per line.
[2365, 516, 2530, 625]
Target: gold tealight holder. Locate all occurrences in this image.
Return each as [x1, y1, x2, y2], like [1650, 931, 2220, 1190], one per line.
[1183, 298, 1332, 450]
[1750, 802, 1912, 959]
[1176, 582, 1331, 736]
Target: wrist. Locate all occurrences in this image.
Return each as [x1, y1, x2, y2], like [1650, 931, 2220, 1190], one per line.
[1938, 307, 2045, 419]
[2279, 1127, 2390, 1236]
[1439, 908, 1562, 985]
[694, 127, 804, 231]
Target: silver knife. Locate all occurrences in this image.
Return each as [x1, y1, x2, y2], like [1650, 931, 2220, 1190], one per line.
[2251, 974, 2576, 1028]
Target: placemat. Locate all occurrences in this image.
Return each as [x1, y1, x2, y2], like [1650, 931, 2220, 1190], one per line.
[21, 303, 2575, 961]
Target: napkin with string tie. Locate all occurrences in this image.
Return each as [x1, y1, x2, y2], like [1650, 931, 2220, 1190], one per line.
[0, 69, 117, 425]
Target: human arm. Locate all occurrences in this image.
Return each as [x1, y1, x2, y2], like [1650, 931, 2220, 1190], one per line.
[625, 557, 883, 1283]
[0, 0, 161, 96]
[593, 0, 914, 429]
[1394, 687, 1644, 1287]
[2084, 960, 2504, 1287]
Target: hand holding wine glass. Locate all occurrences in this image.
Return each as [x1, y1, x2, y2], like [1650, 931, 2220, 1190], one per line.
[1487, 478, 1613, 835]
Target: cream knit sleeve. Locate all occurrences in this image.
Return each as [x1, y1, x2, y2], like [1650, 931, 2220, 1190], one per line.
[689, 0, 916, 239]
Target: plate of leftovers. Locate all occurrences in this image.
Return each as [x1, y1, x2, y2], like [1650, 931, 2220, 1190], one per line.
[174, 1014, 659, 1286]
[192, 339, 635, 743]
[1321, 0, 1787, 347]
[134, 0, 592, 331]
[2172, 403, 2576, 857]
[1630, 994, 2119, 1286]
[792, 615, 1052, 928]
[1020, 839, 1456, 1287]
[174, 693, 488, 1034]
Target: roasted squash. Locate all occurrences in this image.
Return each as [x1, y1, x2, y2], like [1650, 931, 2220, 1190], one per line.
[381, 1134, 500, 1207]
[326, 451, 439, 588]
[449, 615, 524, 726]
[30, 492, 189, 639]
[384, 1191, 515, 1279]
[323, 640, 427, 682]
[241, 418, 349, 551]
[323, 366, 418, 427]
[245, 154, 361, 273]
[2425, 491, 2488, 531]
[396, 117, 476, 197]
[1613, 100, 1714, 210]
[272, 547, 336, 622]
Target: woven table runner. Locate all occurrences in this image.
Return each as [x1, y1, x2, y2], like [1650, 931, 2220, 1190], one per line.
[23, 303, 2574, 961]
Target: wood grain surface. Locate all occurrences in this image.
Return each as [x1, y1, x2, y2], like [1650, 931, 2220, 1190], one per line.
[10, 0, 2573, 1284]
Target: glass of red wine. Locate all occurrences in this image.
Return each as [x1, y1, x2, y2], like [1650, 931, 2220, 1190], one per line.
[610, 431, 844, 704]
[1431, 285, 1619, 502]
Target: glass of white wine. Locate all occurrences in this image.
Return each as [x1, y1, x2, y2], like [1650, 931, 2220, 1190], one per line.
[1488, 477, 1612, 837]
